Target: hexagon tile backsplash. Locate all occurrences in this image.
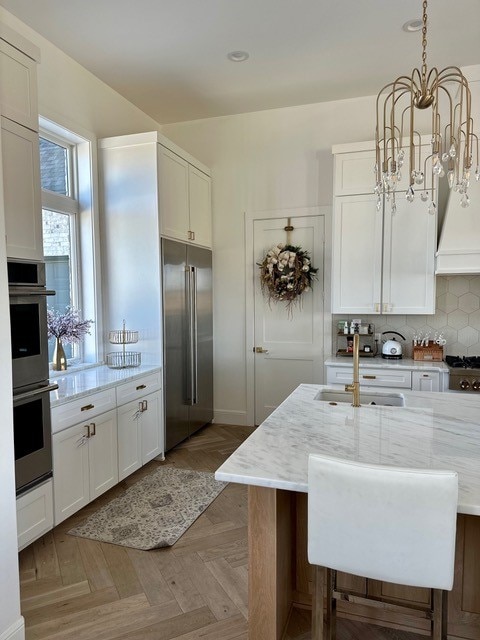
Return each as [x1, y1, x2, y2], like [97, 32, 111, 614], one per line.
[333, 276, 480, 358]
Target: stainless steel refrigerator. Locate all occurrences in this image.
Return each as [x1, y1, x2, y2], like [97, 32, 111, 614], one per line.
[162, 238, 213, 451]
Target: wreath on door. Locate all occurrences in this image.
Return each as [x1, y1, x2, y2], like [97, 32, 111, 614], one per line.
[258, 243, 318, 308]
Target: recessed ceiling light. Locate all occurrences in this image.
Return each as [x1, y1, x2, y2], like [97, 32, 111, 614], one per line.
[227, 51, 249, 62]
[402, 18, 423, 32]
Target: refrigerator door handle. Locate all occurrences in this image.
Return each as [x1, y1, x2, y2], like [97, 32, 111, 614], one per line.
[191, 266, 198, 405]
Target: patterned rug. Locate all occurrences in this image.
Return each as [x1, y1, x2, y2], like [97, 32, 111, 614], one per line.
[68, 466, 227, 550]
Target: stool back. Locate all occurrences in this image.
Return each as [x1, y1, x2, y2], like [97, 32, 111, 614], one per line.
[308, 455, 458, 589]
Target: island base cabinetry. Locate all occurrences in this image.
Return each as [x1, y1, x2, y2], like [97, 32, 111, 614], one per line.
[248, 486, 480, 640]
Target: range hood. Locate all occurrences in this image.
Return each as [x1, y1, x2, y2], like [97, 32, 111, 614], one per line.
[436, 178, 480, 275]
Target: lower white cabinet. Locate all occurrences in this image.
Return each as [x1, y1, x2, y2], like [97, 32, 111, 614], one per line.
[53, 409, 118, 525]
[16, 479, 53, 551]
[411, 371, 441, 392]
[325, 361, 444, 392]
[117, 390, 163, 481]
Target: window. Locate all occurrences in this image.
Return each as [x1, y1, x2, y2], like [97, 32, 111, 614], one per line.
[39, 118, 101, 367]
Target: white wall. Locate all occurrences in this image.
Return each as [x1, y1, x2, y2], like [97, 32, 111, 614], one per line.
[0, 122, 24, 640]
[0, 8, 160, 139]
[163, 97, 378, 424]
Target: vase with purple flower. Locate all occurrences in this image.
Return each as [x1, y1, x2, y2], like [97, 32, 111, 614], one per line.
[47, 307, 93, 371]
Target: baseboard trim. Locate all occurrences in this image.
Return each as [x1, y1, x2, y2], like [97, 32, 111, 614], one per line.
[213, 410, 250, 426]
[0, 617, 25, 640]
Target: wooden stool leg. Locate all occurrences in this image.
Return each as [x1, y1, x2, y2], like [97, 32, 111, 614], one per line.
[312, 566, 325, 639]
[325, 569, 336, 640]
[432, 589, 448, 640]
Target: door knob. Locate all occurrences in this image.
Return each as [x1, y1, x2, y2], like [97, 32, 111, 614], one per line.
[254, 347, 269, 354]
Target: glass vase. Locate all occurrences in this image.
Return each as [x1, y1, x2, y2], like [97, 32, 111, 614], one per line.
[52, 337, 67, 371]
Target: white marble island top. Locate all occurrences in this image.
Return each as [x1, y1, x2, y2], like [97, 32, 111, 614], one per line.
[215, 384, 480, 516]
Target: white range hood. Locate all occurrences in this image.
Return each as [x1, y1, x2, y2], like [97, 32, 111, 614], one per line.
[436, 177, 480, 275]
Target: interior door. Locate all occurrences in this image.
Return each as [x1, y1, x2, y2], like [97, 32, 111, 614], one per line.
[253, 216, 324, 425]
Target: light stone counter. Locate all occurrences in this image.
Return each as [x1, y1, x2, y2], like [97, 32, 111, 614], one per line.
[50, 364, 162, 407]
[215, 384, 480, 516]
[324, 356, 449, 372]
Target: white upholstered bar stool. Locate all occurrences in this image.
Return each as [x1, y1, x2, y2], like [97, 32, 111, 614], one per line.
[307, 454, 458, 640]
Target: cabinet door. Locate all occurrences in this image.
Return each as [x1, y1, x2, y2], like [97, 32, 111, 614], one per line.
[0, 40, 38, 131]
[117, 400, 142, 481]
[88, 410, 118, 500]
[158, 145, 190, 242]
[141, 390, 163, 464]
[382, 197, 436, 314]
[16, 479, 53, 551]
[332, 195, 383, 314]
[334, 150, 377, 196]
[189, 165, 212, 248]
[411, 371, 440, 392]
[1, 117, 43, 260]
[53, 423, 90, 525]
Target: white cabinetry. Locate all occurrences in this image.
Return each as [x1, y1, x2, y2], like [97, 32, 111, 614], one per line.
[1, 117, 43, 260]
[158, 144, 212, 248]
[16, 479, 53, 551]
[116, 372, 163, 481]
[0, 37, 38, 131]
[326, 366, 412, 389]
[0, 30, 42, 260]
[331, 143, 436, 314]
[411, 370, 441, 392]
[325, 360, 445, 392]
[52, 388, 118, 525]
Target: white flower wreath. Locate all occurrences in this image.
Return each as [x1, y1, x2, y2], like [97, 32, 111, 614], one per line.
[258, 243, 318, 308]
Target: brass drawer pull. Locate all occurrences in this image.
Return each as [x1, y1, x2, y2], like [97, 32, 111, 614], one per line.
[136, 384, 146, 390]
[362, 375, 377, 380]
[81, 403, 94, 411]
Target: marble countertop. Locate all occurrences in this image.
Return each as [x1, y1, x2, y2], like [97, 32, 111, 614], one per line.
[50, 364, 162, 407]
[215, 384, 480, 515]
[325, 356, 449, 372]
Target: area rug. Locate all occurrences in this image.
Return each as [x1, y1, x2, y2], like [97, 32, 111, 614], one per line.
[68, 467, 227, 550]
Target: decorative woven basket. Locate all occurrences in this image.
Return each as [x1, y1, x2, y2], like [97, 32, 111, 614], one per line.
[106, 351, 141, 369]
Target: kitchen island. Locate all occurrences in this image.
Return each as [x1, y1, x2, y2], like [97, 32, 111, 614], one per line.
[215, 384, 480, 639]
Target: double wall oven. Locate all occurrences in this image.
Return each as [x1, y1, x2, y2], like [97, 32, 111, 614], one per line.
[8, 259, 57, 495]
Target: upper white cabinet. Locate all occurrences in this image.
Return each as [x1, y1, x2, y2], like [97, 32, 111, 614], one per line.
[1, 117, 43, 260]
[0, 37, 39, 132]
[0, 28, 42, 261]
[331, 143, 436, 314]
[158, 144, 212, 247]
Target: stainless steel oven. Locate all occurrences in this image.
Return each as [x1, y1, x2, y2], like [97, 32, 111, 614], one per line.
[8, 259, 54, 390]
[13, 382, 57, 495]
[8, 259, 57, 495]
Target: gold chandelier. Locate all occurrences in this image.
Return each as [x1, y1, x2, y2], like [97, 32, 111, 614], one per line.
[375, 0, 478, 214]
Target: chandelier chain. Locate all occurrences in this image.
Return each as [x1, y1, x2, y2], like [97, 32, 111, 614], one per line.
[421, 0, 428, 80]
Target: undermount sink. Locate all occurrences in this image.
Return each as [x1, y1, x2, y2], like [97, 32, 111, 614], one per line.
[314, 389, 406, 407]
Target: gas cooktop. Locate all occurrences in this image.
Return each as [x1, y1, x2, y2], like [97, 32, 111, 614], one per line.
[445, 355, 480, 369]
[446, 356, 480, 391]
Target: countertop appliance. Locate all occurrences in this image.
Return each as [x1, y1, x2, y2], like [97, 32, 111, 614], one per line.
[162, 238, 213, 451]
[381, 331, 405, 360]
[445, 355, 480, 392]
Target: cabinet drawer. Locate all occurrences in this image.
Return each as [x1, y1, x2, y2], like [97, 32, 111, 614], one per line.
[17, 479, 53, 551]
[116, 371, 162, 406]
[412, 371, 441, 392]
[51, 388, 116, 433]
[326, 366, 412, 389]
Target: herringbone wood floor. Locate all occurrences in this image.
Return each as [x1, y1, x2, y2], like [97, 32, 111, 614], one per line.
[19, 423, 425, 640]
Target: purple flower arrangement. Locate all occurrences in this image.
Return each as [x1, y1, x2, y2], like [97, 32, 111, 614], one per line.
[47, 307, 93, 344]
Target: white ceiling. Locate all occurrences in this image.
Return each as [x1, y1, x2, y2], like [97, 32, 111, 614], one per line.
[1, 0, 479, 124]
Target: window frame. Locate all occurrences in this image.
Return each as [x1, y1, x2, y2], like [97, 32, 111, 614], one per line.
[39, 116, 102, 368]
